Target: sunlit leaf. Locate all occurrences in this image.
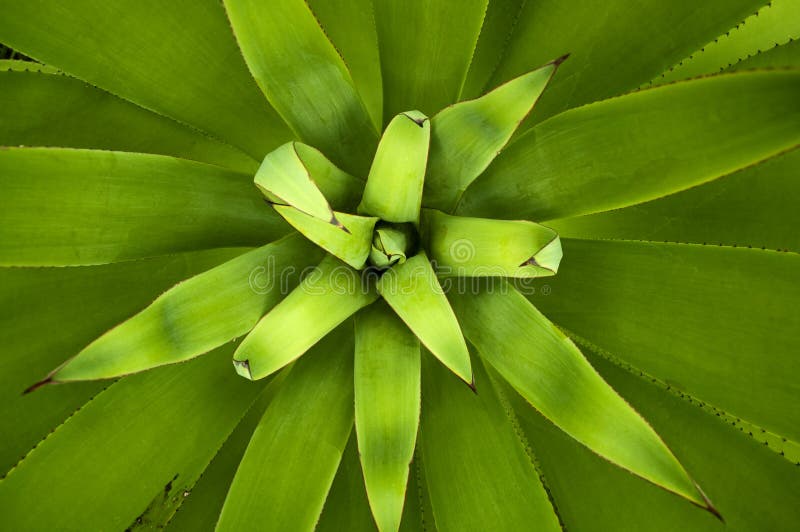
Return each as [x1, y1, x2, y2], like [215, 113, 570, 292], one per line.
[233, 255, 378, 380]
[422, 209, 562, 277]
[28, 235, 320, 388]
[359, 111, 430, 224]
[378, 252, 472, 385]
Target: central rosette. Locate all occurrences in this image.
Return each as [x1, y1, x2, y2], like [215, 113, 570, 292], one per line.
[235, 107, 563, 387]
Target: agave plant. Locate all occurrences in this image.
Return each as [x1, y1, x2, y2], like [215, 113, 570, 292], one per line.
[1, 0, 799, 530]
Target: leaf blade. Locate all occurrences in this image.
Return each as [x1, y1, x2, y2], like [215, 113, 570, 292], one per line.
[223, 0, 378, 175]
[458, 70, 800, 221]
[355, 302, 421, 532]
[450, 283, 712, 510]
[377, 253, 472, 385]
[233, 255, 378, 380]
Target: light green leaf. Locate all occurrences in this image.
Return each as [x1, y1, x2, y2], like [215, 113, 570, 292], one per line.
[726, 38, 800, 71]
[359, 111, 430, 224]
[316, 431, 378, 532]
[0, 0, 291, 158]
[0, 344, 265, 531]
[30, 235, 320, 387]
[458, 70, 800, 222]
[460, 0, 527, 100]
[0, 148, 283, 266]
[355, 302, 421, 532]
[373, 0, 489, 117]
[274, 207, 377, 270]
[489, 0, 770, 125]
[233, 255, 378, 380]
[421, 209, 561, 277]
[0, 248, 241, 476]
[370, 224, 415, 269]
[419, 351, 560, 531]
[254, 143, 340, 223]
[547, 148, 800, 252]
[217, 326, 354, 531]
[505, 349, 800, 530]
[0, 69, 256, 173]
[424, 60, 561, 212]
[530, 238, 800, 444]
[0, 59, 59, 73]
[223, 0, 378, 175]
[377, 252, 472, 385]
[306, 0, 384, 131]
[653, 0, 800, 85]
[450, 283, 714, 512]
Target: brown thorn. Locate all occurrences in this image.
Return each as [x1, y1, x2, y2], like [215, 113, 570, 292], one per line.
[22, 376, 53, 395]
[330, 214, 351, 234]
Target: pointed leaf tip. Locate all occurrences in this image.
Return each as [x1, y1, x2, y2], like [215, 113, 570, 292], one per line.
[22, 376, 54, 395]
[552, 53, 571, 67]
[232, 359, 253, 380]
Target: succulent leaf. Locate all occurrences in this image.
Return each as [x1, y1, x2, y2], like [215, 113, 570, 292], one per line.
[359, 111, 431, 224]
[420, 350, 561, 531]
[0, 68, 257, 173]
[424, 59, 563, 212]
[0, 147, 283, 267]
[219, 326, 354, 531]
[223, 0, 379, 174]
[451, 283, 715, 512]
[373, 0, 489, 117]
[274, 206, 377, 269]
[233, 255, 378, 380]
[0, 0, 292, 158]
[355, 302, 421, 532]
[458, 70, 800, 222]
[27, 235, 321, 388]
[421, 209, 562, 277]
[1, 345, 266, 530]
[377, 252, 473, 385]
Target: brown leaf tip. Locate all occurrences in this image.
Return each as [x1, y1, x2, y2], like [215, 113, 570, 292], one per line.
[22, 376, 53, 395]
[330, 214, 352, 234]
[552, 53, 571, 67]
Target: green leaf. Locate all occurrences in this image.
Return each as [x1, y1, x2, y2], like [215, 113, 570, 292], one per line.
[217, 326, 354, 531]
[274, 207, 377, 270]
[459, 0, 527, 100]
[530, 238, 800, 444]
[355, 302, 421, 532]
[450, 283, 714, 512]
[458, 70, 800, 222]
[0, 248, 241, 476]
[421, 209, 562, 277]
[317, 431, 380, 532]
[30, 235, 320, 387]
[164, 370, 290, 532]
[306, 0, 384, 132]
[370, 225, 415, 269]
[652, 0, 800, 85]
[0, 0, 291, 158]
[726, 38, 800, 71]
[424, 60, 561, 212]
[0, 148, 283, 266]
[377, 252, 472, 385]
[506, 349, 800, 530]
[547, 148, 800, 252]
[359, 111, 430, 224]
[255, 143, 341, 222]
[0, 69, 256, 173]
[0, 58, 59, 73]
[223, 0, 378, 175]
[489, 0, 771, 125]
[0, 344, 265, 531]
[373, 0, 489, 117]
[419, 351, 560, 531]
[233, 255, 378, 380]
